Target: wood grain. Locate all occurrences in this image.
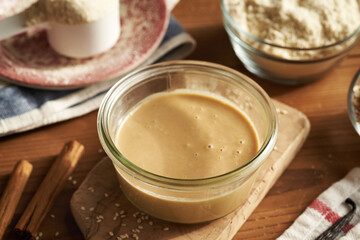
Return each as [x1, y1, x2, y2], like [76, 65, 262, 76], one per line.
[0, 0, 359, 239]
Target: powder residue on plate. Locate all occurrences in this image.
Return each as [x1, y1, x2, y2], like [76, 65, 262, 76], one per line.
[0, 0, 168, 88]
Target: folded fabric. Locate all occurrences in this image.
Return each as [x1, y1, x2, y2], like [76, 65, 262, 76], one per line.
[0, 15, 196, 137]
[277, 168, 360, 240]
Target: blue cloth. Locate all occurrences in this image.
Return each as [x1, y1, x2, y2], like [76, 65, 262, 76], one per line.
[0, 16, 195, 136]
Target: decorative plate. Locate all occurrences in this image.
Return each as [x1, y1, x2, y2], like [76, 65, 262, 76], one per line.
[0, 0, 169, 89]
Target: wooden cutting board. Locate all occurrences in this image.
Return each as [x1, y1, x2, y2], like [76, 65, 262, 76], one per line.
[70, 99, 310, 240]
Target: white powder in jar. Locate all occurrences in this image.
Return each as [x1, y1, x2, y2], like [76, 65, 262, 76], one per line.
[226, 0, 360, 60]
[23, 0, 118, 25]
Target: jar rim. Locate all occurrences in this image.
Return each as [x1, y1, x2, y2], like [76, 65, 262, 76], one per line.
[97, 60, 278, 188]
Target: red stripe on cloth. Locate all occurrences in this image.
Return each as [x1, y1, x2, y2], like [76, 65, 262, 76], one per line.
[309, 198, 354, 233]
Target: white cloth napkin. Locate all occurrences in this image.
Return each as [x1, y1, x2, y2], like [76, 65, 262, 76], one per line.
[0, 1, 196, 137]
[277, 168, 360, 240]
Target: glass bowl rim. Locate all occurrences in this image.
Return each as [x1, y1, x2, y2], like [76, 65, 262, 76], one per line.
[347, 69, 360, 136]
[97, 60, 278, 188]
[220, 0, 360, 51]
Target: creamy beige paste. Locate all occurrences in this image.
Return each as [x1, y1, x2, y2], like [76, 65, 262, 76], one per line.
[117, 91, 259, 179]
[114, 90, 260, 223]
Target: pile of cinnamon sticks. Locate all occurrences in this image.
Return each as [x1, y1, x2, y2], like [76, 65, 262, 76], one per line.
[0, 140, 85, 240]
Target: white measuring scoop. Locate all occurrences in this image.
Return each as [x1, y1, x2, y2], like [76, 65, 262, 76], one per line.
[0, 1, 120, 59]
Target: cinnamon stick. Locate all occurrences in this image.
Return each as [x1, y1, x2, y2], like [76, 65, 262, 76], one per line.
[14, 140, 85, 240]
[0, 160, 33, 240]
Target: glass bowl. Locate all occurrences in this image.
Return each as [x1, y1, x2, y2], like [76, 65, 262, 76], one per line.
[97, 60, 278, 223]
[348, 69, 360, 136]
[221, 0, 360, 85]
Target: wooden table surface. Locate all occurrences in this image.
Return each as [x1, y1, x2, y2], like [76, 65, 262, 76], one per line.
[1, 0, 360, 239]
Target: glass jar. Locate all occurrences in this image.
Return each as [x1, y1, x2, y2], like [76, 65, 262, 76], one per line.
[97, 60, 278, 223]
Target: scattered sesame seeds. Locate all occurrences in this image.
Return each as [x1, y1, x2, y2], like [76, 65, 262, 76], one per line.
[98, 148, 104, 153]
[132, 233, 139, 240]
[108, 231, 114, 236]
[115, 203, 120, 207]
[138, 225, 143, 229]
[121, 223, 126, 227]
[80, 206, 86, 211]
[50, 214, 55, 218]
[96, 215, 104, 223]
[68, 176, 73, 181]
[149, 221, 153, 225]
[38, 232, 43, 237]
[72, 180, 77, 185]
[119, 210, 125, 215]
[137, 218, 141, 223]
[163, 227, 169, 231]
[88, 186, 95, 192]
[113, 212, 119, 221]
[104, 193, 109, 198]
[54, 232, 60, 237]
[89, 207, 95, 212]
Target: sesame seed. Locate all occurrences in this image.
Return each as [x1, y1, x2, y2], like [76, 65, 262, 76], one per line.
[96, 219, 102, 223]
[121, 223, 126, 227]
[50, 214, 55, 218]
[72, 180, 77, 185]
[133, 212, 139, 217]
[138, 225, 143, 229]
[137, 218, 141, 223]
[80, 206, 86, 211]
[89, 207, 95, 212]
[149, 221, 153, 225]
[119, 210, 125, 214]
[54, 232, 60, 237]
[115, 203, 120, 207]
[35, 237, 39, 240]
[121, 215, 126, 218]
[163, 227, 169, 231]
[38, 232, 43, 237]
[132, 233, 139, 239]
[68, 176, 73, 181]
[108, 232, 114, 236]
[104, 193, 109, 198]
